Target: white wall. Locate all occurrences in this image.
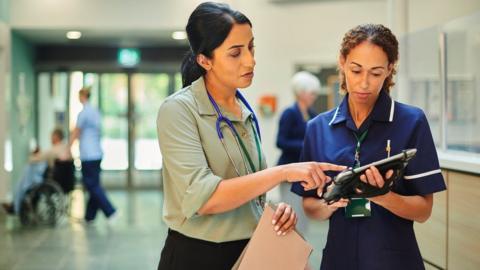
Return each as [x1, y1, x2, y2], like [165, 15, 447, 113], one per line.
[10, 0, 236, 30]
[11, 0, 479, 32]
[408, 0, 480, 32]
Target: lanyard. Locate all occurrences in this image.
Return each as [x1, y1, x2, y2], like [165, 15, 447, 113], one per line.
[229, 120, 262, 173]
[207, 91, 263, 174]
[353, 129, 368, 168]
[207, 90, 265, 212]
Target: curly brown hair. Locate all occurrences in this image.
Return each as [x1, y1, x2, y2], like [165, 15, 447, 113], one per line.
[338, 24, 399, 95]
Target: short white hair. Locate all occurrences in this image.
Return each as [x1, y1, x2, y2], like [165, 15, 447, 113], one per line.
[291, 71, 321, 95]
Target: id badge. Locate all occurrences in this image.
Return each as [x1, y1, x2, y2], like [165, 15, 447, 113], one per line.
[345, 198, 371, 218]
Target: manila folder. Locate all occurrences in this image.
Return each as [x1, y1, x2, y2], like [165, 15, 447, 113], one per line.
[232, 205, 313, 270]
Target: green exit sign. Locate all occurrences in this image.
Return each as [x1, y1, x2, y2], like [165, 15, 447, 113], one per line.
[118, 48, 141, 67]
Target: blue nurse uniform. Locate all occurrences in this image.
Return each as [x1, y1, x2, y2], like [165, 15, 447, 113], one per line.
[292, 90, 446, 270]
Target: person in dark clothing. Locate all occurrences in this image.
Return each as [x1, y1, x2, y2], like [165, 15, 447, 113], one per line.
[276, 71, 320, 236]
[277, 71, 320, 166]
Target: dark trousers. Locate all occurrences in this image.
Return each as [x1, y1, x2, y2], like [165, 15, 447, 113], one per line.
[81, 160, 115, 221]
[158, 229, 249, 270]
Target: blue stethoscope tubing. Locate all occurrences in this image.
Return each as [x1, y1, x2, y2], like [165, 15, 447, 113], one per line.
[206, 90, 262, 176]
[207, 90, 265, 210]
[207, 91, 261, 142]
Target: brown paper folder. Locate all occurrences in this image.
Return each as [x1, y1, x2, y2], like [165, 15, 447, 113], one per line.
[232, 205, 313, 270]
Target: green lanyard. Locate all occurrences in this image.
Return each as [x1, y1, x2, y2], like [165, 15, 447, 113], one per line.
[234, 120, 265, 212]
[232, 120, 262, 173]
[353, 129, 368, 168]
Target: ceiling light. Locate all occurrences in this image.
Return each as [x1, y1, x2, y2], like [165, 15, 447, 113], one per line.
[66, 31, 82, 40]
[172, 31, 187, 40]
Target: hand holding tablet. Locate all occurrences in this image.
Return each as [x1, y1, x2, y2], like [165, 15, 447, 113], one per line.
[321, 149, 417, 204]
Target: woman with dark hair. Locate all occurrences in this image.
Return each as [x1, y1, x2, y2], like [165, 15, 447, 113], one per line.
[292, 24, 446, 269]
[156, 2, 345, 269]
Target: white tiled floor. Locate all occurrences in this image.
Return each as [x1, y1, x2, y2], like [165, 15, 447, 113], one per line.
[1, 190, 329, 270]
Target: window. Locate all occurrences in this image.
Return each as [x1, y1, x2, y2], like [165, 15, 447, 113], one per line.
[396, 13, 480, 156]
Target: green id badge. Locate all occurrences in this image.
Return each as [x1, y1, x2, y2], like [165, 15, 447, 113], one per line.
[345, 198, 371, 218]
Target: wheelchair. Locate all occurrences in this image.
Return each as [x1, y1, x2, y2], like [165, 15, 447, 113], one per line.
[19, 160, 76, 226]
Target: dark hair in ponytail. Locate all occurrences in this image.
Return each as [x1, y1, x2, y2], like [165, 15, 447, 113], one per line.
[181, 2, 252, 87]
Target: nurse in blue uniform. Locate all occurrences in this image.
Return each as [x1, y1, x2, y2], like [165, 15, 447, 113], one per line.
[292, 24, 447, 270]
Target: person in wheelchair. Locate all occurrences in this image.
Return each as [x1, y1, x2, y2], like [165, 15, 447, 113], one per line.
[2, 128, 72, 215]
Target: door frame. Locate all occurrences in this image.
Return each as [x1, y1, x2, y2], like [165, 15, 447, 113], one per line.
[35, 70, 179, 188]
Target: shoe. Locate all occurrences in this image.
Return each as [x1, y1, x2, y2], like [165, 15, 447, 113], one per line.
[75, 218, 95, 226]
[85, 219, 96, 226]
[106, 210, 119, 227]
[1, 203, 14, 215]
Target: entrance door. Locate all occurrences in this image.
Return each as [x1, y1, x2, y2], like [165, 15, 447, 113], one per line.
[70, 72, 129, 187]
[98, 73, 129, 185]
[39, 71, 180, 188]
[130, 73, 171, 186]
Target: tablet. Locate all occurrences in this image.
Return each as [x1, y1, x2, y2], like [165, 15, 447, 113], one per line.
[321, 148, 417, 204]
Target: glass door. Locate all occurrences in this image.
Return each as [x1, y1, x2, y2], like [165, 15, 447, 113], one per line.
[131, 73, 170, 187]
[68, 72, 129, 187]
[40, 71, 179, 188]
[99, 73, 129, 186]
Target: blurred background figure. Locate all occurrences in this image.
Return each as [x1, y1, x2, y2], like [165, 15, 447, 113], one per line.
[276, 71, 320, 235]
[1, 128, 71, 215]
[70, 87, 117, 224]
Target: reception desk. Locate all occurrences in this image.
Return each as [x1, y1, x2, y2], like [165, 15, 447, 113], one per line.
[415, 169, 480, 269]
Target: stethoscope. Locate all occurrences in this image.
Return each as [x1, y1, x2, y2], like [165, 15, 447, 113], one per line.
[206, 90, 265, 211]
[206, 90, 262, 176]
